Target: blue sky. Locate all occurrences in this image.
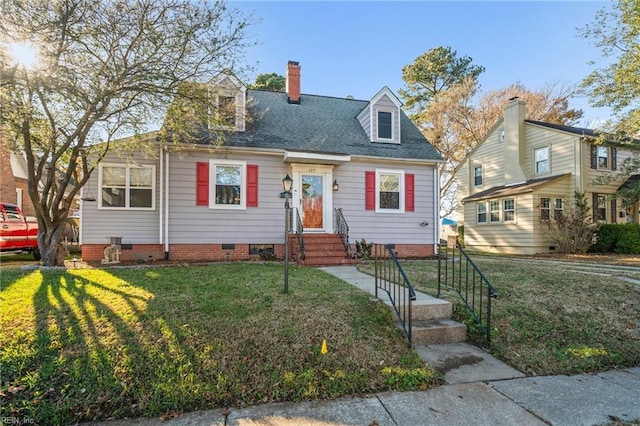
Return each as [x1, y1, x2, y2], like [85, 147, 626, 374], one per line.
[232, 1, 612, 127]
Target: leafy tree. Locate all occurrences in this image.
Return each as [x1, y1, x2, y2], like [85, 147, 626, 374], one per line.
[399, 46, 485, 117]
[249, 72, 285, 91]
[0, 0, 251, 266]
[581, 0, 640, 200]
[545, 191, 598, 254]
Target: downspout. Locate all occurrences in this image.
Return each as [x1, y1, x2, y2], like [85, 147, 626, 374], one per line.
[164, 147, 170, 259]
[159, 143, 164, 247]
[434, 166, 440, 254]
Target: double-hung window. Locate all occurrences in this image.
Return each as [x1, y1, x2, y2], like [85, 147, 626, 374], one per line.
[212, 161, 246, 209]
[473, 165, 483, 186]
[100, 164, 155, 209]
[477, 203, 487, 223]
[503, 198, 515, 222]
[553, 198, 564, 221]
[376, 170, 404, 212]
[540, 197, 551, 221]
[377, 111, 392, 140]
[534, 146, 549, 174]
[490, 201, 500, 223]
[598, 146, 608, 169]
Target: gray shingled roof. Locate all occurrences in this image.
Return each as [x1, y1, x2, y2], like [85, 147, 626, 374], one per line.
[525, 120, 598, 137]
[462, 173, 572, 202]
[219, 90, 442, 162]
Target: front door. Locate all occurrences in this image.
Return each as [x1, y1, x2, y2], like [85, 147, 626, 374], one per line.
[292, 164, 334, 233]
[301, 173, 324, 229]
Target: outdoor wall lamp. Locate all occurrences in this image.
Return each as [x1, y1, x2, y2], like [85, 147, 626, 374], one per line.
[333, 179, 339, 191]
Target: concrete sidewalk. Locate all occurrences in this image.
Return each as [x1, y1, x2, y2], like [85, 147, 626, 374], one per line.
[85, 266, 640, 426]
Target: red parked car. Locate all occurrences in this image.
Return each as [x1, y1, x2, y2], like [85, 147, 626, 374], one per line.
[0, 202, 40, 260]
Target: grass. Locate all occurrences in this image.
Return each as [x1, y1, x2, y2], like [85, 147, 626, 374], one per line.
[0, 263, 440, 424]
[359, 256, 640, 376]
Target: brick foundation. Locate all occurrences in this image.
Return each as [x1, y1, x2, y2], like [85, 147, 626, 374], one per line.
[81, 242, 436, 263]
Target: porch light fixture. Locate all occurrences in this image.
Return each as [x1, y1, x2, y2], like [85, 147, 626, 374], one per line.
[282, 174, 293, 294]
[332, 179, 339, 191]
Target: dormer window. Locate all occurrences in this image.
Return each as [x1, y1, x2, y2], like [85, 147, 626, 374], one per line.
[217, 95, 236, 128]
[207, 72, 246, 132]
[356, 86, 402, 144]
[377, 111, 392, 139]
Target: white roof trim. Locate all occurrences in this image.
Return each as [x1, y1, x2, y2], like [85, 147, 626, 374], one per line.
[283, 151, 351, 165]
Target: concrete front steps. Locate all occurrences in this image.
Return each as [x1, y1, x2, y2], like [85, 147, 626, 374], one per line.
[407, 291, 467, 346]
[294, 233, 357, 266]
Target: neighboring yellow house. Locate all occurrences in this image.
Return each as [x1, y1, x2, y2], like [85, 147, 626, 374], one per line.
[455, 98, 640, 255]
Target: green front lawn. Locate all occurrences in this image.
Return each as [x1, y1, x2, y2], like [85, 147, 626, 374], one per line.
[0, 264, 440, 424]
[360, 257, 640, 376]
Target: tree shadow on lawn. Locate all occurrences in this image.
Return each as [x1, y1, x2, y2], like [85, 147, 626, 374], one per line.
[4, 269, 211, 424]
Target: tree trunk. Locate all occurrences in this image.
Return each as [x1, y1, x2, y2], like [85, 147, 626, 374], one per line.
[38, 222, 67, 266]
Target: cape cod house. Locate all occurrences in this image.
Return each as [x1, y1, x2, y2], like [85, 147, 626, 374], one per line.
[455, 98, 640, 255]
[79, 61, 443, 264]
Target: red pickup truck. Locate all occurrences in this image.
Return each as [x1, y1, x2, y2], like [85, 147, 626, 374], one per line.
[0, 202, 41, 260]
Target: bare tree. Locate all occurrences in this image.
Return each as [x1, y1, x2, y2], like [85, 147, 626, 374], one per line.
[0, 0, 252, 265]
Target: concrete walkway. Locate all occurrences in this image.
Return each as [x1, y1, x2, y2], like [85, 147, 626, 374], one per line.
[86, 266, 640, 426]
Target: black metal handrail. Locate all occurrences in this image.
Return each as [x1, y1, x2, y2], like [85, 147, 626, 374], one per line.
[437, 243, 497, 345]
[334, 208, 350, 254]
[373, 244, 417, 345]
[292, 207, 305, 260]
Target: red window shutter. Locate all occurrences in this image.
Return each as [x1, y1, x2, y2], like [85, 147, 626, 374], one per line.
[247, 164, 258, 207]
[405, 173, 415, 212]
[196, 162, 209, 206]
[365, 171, 375, 210]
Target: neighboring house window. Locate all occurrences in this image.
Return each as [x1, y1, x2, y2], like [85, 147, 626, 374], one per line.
[598, 146, 608, 168]
[534, 146, 549, 174]
[590, 145, 617, 170]
[473, 165, 483, 186]
[196, 161, 258, 208]
[490, 200, 500, 223]
[377, 111, 392, 139]
[99, 164, 155, 209]
[540, 197, 551, 221]
[554, 198, 564, 221]
[503, 198, 515, 222]
[477, 203, 487, 223]
[593, 193, 607, 222]
[365, 170, 414, 213]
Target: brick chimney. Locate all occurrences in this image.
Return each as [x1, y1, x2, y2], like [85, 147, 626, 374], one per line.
[286, 61, 301, 104]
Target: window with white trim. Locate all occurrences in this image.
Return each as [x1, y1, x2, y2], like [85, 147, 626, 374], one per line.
[553, 198, 564, 221]
[597, 146, 608, 169]
[540, 197, 551, 221]
[473, 165, 483, 186]
[100, 164, 155, 209]
[490, 200, 500, 223]
[376, 169, 404, 212]
[211, 160, 246, 209]
[377, 111, 393, 140]
[477, 203, 487, 223]
[503, 198, 515, 222]
[534, 146, 549, 174]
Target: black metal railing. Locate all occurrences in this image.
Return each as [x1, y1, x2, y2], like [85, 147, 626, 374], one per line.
[437, 243, 497, 345]
[334, 208, 350, 254]
[292, 208, 305, 260]
[373, 244, 417, 345]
